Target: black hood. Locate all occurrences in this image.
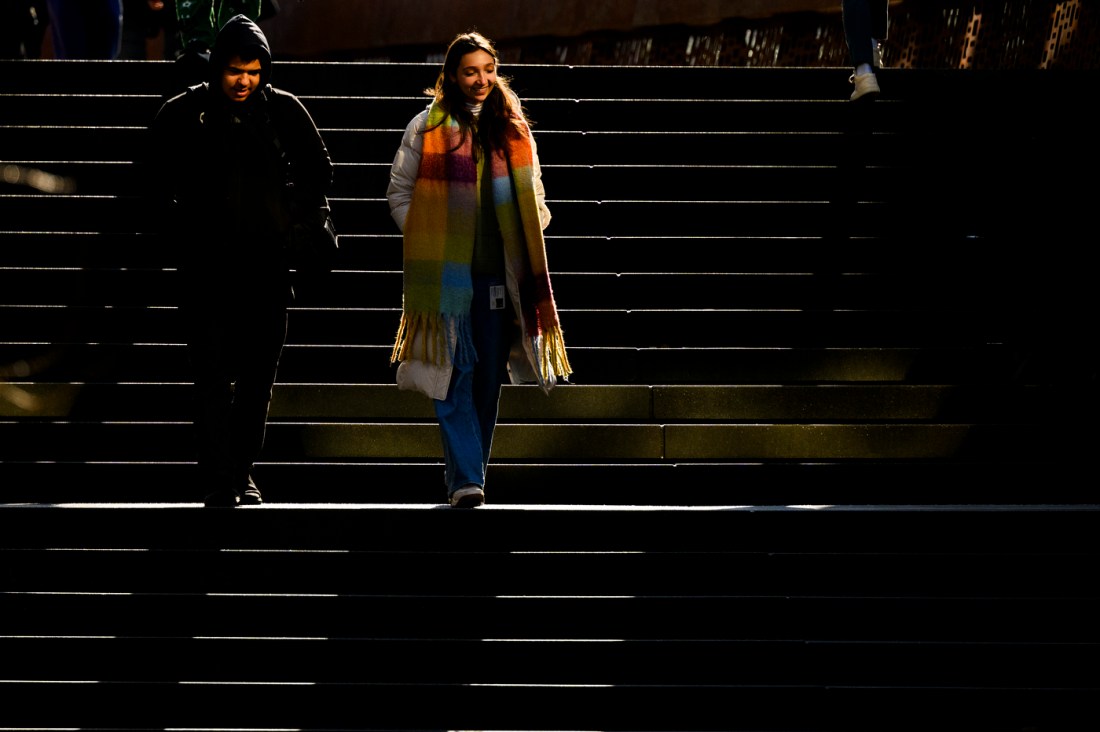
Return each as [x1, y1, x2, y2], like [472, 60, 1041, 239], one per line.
[208, 14, 272, 88]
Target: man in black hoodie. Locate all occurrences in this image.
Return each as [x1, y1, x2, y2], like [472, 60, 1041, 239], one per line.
[149, 14, 332, 507]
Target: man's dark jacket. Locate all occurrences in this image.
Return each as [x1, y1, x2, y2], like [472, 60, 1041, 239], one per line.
[148, 14, 332, 304]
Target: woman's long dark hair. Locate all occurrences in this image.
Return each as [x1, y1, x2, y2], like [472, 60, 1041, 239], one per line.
[425, 30, 528, 152]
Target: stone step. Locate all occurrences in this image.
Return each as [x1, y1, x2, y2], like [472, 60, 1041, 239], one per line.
[0, 679, 1086, 730]
[0, 268, 1030, 310]
[0, 342, 1049, 385]
[0, 460, 1091, 505]
[0, 420, 1080, 462]
[0, 382, 1068, 421]
[0, 503, 1094, 729]
[0, 303, 1041, 347]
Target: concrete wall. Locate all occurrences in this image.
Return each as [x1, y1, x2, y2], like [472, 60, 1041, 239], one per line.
[260, 0, 847, 59]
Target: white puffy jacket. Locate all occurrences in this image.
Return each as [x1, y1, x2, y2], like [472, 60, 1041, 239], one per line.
[385, 104, 554, 400]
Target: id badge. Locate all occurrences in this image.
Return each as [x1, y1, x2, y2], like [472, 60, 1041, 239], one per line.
[489, 285, 506, 310]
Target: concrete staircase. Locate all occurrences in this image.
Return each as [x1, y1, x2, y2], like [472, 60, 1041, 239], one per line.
[1, 59, 1097, 730]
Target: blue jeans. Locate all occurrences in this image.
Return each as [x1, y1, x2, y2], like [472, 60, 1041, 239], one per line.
[842, 0, 889, 68]
[434, 275, 514, 497]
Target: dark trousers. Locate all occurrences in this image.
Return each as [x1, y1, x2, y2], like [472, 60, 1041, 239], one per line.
[45, 0, 122, 59]
[184, 295, 287, 493]
[842, 0, 889, 68]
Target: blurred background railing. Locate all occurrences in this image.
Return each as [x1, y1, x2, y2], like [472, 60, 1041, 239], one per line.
[7, 0, 1098, 69]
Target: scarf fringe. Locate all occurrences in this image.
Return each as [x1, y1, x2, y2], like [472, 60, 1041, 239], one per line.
[391, 311, 475, 368]
[394, 101, 573, 384]
[391, 311, 450, 366]
[540, 325, 573, 379]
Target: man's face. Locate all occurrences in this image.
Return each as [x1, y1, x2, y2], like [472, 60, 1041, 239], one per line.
[220, 56, 262, 102]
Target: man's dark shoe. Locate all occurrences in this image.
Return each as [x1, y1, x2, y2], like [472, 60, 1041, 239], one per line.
[239, 476, 263, 505]
[203, 488, 239, 508]
[239, 486, 263, 505]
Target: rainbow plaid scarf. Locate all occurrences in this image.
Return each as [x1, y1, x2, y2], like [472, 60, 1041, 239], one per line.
[391, 101, 571, 381]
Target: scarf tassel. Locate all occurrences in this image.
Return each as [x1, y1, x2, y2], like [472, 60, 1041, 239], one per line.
[391, 311, 450, 366]
[539, 325, 572, 379]
[392, 311, 475, 368]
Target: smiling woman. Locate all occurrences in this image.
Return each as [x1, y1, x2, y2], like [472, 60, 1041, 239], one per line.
[385, 30, 571, 509]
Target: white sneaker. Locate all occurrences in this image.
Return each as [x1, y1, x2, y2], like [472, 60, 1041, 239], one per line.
[850, 70, 881, 101]
[450, 484, 485, 508]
